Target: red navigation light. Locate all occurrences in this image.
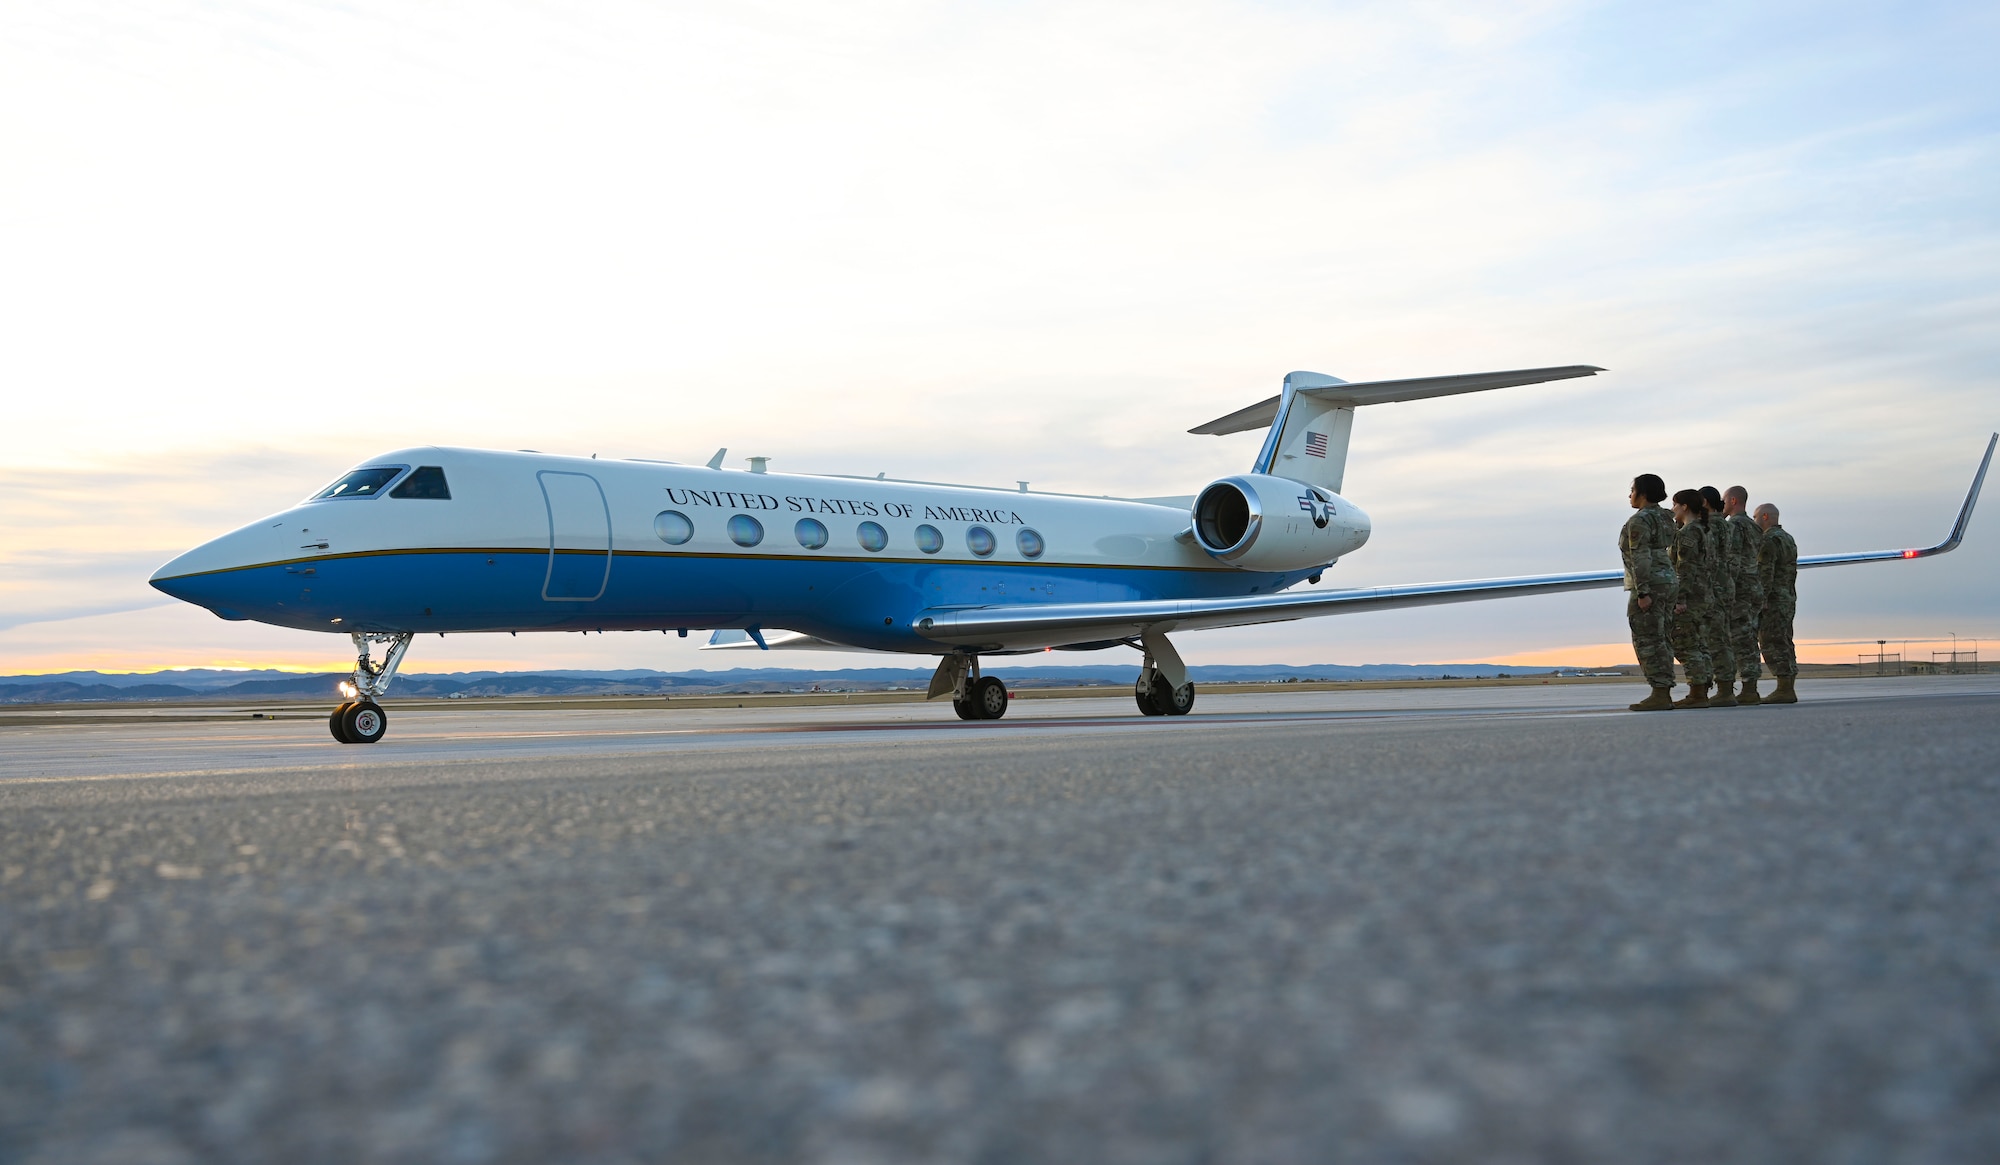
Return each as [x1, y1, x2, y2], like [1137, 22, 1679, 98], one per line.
[1902, 549, 1920, 558]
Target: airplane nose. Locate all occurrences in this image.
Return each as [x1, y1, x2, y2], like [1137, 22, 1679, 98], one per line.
[151, 536, 256, 620]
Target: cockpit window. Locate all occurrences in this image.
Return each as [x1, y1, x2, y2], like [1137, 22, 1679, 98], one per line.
[313, 466, 405, 500]
[390, 466, 451, 500]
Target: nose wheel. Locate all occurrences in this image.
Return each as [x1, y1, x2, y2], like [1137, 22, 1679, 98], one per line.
[328, 700, 389, 744]
[328, 632, 412, 744]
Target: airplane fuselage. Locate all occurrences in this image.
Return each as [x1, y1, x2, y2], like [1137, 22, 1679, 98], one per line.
[150, 447, 1373, 654]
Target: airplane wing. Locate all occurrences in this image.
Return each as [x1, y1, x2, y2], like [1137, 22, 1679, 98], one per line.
[916, 432, 1995, 652]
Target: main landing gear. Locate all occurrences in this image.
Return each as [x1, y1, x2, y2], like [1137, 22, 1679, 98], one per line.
[329, 632, 412, 745]
[1133, 629, 1195, 717]
[928, 654, 1011, 720]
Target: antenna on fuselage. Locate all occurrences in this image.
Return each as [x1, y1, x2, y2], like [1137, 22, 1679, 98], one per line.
[706, 447, 727, 470]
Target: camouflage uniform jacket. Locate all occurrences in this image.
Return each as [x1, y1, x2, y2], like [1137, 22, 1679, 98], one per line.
[1619, 505, 1678, 599]
[1760, 523, 1799, 603]
[1700, 515, 1734, 606]
[1671, 516, 1712, 607]
[1726, 512, 1764, 594]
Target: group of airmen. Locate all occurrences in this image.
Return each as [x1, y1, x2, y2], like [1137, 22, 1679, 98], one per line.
[1620, 475, 1800, 711]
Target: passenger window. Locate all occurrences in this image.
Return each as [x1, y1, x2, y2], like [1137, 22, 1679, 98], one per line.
[313, 467, 404, 499]
[390, 466, 451, 499]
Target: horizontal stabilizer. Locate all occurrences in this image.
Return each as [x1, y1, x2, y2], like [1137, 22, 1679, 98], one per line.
[1190, 365, 1605, 436]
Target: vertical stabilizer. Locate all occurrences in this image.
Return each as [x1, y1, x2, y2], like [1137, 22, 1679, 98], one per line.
[1253, 372, 1356, 494]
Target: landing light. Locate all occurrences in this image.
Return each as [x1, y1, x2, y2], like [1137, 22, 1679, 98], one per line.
[338, 681, 358, 698]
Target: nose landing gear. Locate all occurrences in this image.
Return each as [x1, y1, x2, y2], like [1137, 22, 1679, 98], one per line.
[328, 632, 412, 744]
[329, 700, 390, 744]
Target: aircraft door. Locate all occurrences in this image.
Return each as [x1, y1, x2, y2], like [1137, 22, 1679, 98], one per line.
[538, 471, 612, 601]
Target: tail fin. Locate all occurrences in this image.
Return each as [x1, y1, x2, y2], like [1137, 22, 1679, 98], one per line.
[1190, 365, 1603, 494]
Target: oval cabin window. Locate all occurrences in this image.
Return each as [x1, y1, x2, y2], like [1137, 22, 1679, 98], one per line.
[654, 511, 694, 545]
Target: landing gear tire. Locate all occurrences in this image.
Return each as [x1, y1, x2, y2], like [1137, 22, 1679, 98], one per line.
[341, 701, 388, 744]
[1138, 677, 1194, 716]
[953, 694, 981, 720]
[967, 675, 1009, 720]
[329, 701, 355, 743]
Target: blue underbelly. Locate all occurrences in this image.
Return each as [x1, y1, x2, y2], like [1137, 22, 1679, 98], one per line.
[154, 549, 1302, 650]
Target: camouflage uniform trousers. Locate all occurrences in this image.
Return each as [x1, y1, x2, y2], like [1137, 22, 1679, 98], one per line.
[1707, 574, 1737, 689]
[1705, 604, 1735, 688]
[1671, 601, 1714, 685]
[1759, 594, 1798, 678]
[1626, 594, 1676, 688]
[1731, 583, 1764, 681]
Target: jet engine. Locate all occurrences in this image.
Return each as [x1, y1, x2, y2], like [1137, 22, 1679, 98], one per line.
[1190, 474, 1371, 573]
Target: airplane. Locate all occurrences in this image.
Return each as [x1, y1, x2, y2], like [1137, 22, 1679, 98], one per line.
[148, 366, 1996, 744]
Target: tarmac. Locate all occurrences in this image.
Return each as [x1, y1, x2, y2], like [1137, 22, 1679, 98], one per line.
[4, 675, 1999, 1163]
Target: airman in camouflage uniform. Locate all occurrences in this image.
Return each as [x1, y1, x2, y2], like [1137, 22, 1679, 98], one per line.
[1756, 502, 1800, 703]
[1722, 485, 1766, 703]
[1698, 486, 1739, 707]
[1620, 474, 1678, 711]
[1669, 489, 1716, 708]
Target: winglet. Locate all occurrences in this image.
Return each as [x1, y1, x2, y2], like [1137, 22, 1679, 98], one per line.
[1910, 431, 1995, 558]
[1800, 431, 1996, 569]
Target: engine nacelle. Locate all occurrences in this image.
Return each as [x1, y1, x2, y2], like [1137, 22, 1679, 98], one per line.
[1190, 474, 1371, 572]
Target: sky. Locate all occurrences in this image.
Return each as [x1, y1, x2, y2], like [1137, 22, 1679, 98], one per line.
[2, 0, 1995, 676]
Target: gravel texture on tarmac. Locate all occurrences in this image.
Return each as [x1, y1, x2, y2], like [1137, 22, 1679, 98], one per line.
[3, 678, 1999, 1164]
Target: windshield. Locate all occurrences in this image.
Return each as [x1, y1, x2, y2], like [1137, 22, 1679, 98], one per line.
[313, 466, 405, 500]
[390, 466, 451, 499]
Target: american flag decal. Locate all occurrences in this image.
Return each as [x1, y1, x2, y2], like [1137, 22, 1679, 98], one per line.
[1304, 431, 1329, 458]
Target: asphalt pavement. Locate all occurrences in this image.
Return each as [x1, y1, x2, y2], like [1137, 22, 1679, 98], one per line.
[4, 676, 1998, 1164]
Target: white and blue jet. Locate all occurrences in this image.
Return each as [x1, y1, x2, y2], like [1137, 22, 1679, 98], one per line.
[151, 367, 1995, 743]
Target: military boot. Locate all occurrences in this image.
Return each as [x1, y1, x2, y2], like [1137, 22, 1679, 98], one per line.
[1709, 681, 1739, 708]
[1737, 679, 1762, 705]
[1672, 682, 1711, 710]
[1766, 676, 1798, 704]
[1628, 685, 1676, 712]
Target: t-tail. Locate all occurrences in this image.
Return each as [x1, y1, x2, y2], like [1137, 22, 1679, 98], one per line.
[1189, 365, 1606, 493]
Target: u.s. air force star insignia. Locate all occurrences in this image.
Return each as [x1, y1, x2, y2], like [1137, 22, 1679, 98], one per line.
[1297, 489, 1334, 529]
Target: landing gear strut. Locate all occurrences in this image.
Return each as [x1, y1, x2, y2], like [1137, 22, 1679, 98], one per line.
[329, 631, 412, 744]
[1133, 629, 1195, 717]
[928, 653, 1010, 720]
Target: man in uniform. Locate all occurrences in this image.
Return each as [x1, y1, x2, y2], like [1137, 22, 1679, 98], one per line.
[1721, 485, 1766, 703]
[1669, 488, 1715, 708]
[1620, 474, 1679, 711]
[1698, 486, 1739, 707]
[1755, 502, 1800, 703]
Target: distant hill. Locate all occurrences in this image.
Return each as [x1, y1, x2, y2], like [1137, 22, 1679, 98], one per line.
[0, 662, 1621, 703]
